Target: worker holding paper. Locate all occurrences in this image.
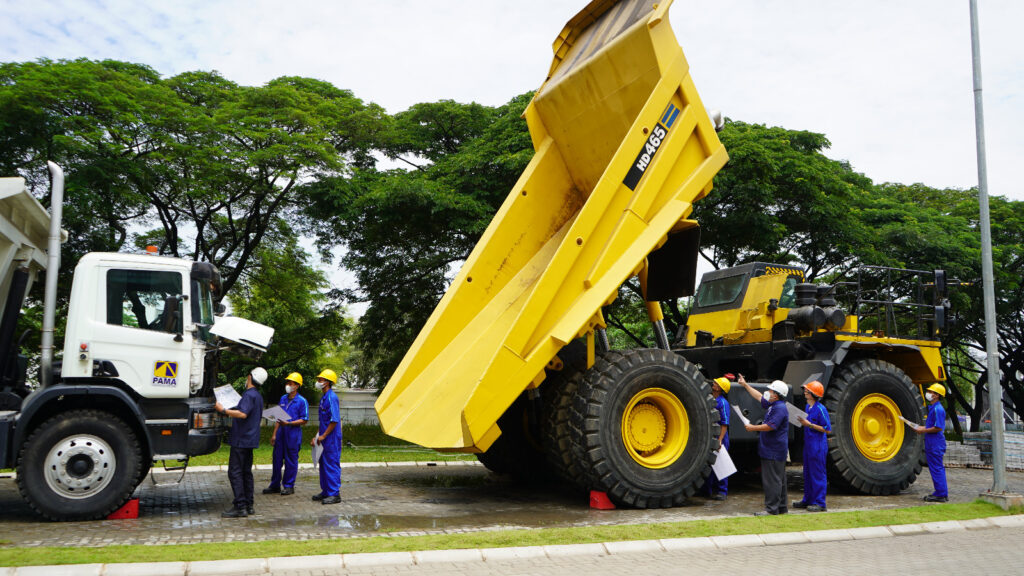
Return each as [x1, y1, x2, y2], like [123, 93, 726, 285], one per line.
[702, 375, 733, 501]
[263, 372, 309, 496]
[738, 374, 790, 516]
[916, 384, 949, 502]
[793, 381, 831, 512]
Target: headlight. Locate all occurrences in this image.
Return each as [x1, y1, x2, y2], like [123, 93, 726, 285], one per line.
[192, 411, 219, 430]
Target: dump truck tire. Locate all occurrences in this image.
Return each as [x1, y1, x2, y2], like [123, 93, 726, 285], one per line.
[570, 348, 716, 508]
[476, 393, 551, 482]
[16, 410, 142, 521]
[540, 341, 589, 489]
[824, 359, 926, 495]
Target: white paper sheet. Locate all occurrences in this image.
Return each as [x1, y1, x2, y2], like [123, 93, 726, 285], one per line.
[312, 437, 323, 469]
[732, 404, 751, 427]
[899, 415, 921, 428]
[786, 403, 808, 427]
[214, 384, 242, 410]
[711, 446, 737, 479]
[262, 405, 291, 422]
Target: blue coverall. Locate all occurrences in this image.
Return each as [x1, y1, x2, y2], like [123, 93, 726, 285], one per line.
[702, 394, 731, 496]
[317, 388, 342, 498]
[799, 401, 831, 508]
[925, 401, 948, 498]
[268, 393, 309, 491]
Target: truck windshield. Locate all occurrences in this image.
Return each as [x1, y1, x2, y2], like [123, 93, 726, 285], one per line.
[694, 275, 745, 308]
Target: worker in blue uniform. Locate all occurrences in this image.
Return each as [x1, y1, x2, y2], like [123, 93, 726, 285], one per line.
[702, 375, 732, 500]
[311, 368, 342, 505]
[216, 367, 266, 518]
[739, 375, 790, 516]
[793, 380, 831, 512]
[263, 372, 309, 496]
[916, 383, 948, 502]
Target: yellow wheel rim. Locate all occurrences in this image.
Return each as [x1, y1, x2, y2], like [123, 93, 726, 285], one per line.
[851, 393, 904, 462]
[621, 388, 688, 469]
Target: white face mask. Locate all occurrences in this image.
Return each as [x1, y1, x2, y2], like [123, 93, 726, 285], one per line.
[925, 392, 935, 402]
[285, 385, 296, 394]
[762, 390, 771, 402]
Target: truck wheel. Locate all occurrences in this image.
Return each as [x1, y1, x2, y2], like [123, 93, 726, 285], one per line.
[475, 393, 551, 482]
[570, 349, 716, 508]
[540, 340, 588, 489]
[824, 359, 926, 495]
[16, 410, 142, 521]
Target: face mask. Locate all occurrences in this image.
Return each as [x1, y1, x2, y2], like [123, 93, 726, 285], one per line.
[762, 390, 771, 402]
[285, 385, 296, 394]
[925, 392, 935, 402]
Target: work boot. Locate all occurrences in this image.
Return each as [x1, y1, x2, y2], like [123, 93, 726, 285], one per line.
[281, 488, 294, 496]
[923, 494, 948, 502]
[754, 510, 778, 517]
[221, 507, 247, 518]
[792, 500, 808, 509]
[321, 495, 341, 505]
[806, 505, 826, 512]
[311, 493, 326, 501]
[711, 493, 727, 501]
[262, 486, 280, 494]
[246, 506, 255, 515]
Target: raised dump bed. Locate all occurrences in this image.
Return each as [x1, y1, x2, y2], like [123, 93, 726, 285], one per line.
[376, 0, 728, 455]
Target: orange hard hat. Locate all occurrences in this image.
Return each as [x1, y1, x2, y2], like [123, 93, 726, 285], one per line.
[802, 380, 825, 398]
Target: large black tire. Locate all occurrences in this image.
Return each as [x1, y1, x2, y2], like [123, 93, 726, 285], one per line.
[570, 348, 717, 508]
[824, 359, 926, 495]
[475, 393, 551, 482]
[540, 340, 589, 489]
[16, 410, 142, 521]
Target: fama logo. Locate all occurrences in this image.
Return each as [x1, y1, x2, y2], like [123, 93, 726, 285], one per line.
[153, 361, 178, 387]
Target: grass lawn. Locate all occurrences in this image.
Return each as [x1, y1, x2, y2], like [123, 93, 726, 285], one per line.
[0, 501, 1017, 567]
[187, 424, 477, 466]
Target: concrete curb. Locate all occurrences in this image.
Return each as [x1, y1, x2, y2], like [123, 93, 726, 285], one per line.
[9, 515, 1024, 575]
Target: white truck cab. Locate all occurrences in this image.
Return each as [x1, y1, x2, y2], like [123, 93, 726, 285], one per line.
[0, 166, 275, 521]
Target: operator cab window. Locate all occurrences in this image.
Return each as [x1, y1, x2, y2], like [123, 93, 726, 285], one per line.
[779, 276, 799, 308]
[694, 274, 746, 308]
[106, 269, 183, 333]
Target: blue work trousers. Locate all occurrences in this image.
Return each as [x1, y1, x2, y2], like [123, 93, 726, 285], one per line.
[227, 446, 254, 509]
[926, 446, 948, 498]
[318, 434, 342, 497]
[269, 431, 301, 489]
[801, 442, 827, 507]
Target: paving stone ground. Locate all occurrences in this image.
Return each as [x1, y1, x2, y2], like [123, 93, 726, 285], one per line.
[0, 464, 1021, 548]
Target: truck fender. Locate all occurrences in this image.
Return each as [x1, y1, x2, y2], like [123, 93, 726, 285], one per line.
[13, 384, 149, 461]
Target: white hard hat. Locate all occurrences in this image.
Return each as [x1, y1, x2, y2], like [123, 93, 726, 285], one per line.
[249, 367, 268, 385]
[767, 380, 789, 398]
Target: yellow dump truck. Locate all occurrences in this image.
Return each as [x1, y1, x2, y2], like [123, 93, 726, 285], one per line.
[375, 0, 950, 507]
[376, 0, 728, 508]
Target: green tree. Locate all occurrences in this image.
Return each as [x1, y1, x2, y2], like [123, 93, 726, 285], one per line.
[304, 94, 535, 383]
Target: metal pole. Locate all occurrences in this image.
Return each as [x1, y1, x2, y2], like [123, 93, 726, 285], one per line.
[41, 162, 64, 388]
[968, 0, 1006, 493]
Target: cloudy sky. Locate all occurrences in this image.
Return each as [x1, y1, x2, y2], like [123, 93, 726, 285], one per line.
[4, 0, 1020, 204]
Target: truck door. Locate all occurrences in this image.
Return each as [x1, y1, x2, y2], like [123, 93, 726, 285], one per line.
[90, 268, 191, 399]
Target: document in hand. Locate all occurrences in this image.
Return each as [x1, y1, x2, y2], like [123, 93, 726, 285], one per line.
[899, 415, 921, 428]
[786, 403, 808, 427]
[711, 446, 737, 479]
[312, 437, 323, 469]
[213, 385, 242, 410]
[262, 405, 291, 422]
[731, 404, 751, 426]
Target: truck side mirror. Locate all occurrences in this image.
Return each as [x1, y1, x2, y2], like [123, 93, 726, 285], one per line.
[933, 270, 947, 302]
[162, 295, 181, 334]
[215, 303, 227, 315]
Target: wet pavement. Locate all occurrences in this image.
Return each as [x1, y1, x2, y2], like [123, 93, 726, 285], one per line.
[0, 463, 1021, 548]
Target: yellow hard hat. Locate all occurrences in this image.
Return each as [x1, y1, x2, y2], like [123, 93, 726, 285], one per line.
[317, 369, 338, 384]
[713, 377, 731, 394]
[285, 372, 303, 385]
[927, 383, 946, 397]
